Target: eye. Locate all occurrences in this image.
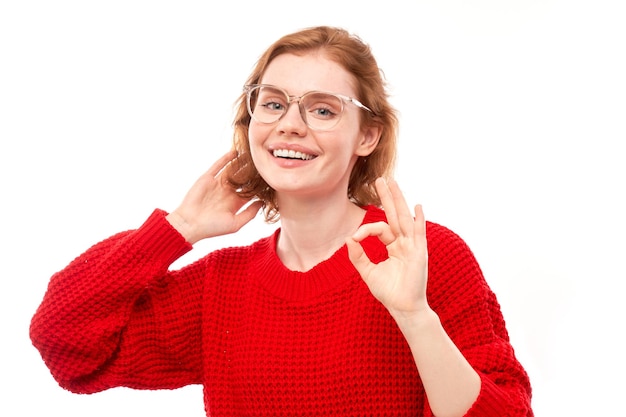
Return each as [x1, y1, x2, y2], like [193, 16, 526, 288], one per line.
[310, 106, 337, 118]
[260, 101, 285, 112]
[304, 93, 342, 120]
[254, 87, 288, 114]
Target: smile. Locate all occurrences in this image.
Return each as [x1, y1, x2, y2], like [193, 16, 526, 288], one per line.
[272, 149, 316, 160]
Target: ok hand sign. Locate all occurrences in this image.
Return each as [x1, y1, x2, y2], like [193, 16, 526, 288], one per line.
[346, 178, 430, 318]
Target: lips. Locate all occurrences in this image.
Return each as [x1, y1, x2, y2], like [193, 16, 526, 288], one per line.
[272, 149, 316, 160]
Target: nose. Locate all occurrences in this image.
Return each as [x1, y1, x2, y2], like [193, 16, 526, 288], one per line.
[276, 99, 307, 135]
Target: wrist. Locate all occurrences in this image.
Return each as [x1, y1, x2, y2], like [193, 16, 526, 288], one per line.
[390, 306, 441, 335]
[166, 211, 200, 245]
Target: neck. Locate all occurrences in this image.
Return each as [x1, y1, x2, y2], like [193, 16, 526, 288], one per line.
[275, 197, 366, 272]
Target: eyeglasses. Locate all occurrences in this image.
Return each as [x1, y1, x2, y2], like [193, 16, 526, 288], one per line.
[244, 84, 374, 131]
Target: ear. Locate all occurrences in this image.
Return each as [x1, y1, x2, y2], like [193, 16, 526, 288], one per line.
[355, 124, 382, 156]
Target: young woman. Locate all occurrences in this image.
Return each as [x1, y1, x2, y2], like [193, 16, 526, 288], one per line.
[30, 26, 533, 417]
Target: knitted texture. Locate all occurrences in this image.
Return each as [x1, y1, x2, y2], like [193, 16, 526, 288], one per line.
[30, 206, 532, 416]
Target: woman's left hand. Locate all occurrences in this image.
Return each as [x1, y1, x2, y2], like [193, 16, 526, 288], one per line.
[346, 178, 430, 318]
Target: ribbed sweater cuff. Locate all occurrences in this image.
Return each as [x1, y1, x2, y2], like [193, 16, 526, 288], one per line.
[132, 209, 193, 267]
[465, 374, 509, 417]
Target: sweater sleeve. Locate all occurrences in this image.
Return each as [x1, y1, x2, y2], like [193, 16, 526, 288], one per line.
[424, 223, 533, 417]
[30, 209, 206, 394]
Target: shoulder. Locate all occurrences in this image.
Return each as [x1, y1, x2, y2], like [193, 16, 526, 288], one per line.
[425, 221, 472, 256]
[365, 205, 483, 281]
[424, 221, 492, 314]
[363, 205, 478, 266]
[207, 232, 275, 263]
[200, 228, 282, 277]
[363, 205, 473, 257]
[191, 233, 275, 293]
[425, 220, 482, 277]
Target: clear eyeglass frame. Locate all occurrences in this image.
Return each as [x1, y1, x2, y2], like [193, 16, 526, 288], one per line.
[244, 84, 374, 131]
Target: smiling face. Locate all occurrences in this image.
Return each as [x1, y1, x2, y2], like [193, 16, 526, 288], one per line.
[248, 52, 380, 204]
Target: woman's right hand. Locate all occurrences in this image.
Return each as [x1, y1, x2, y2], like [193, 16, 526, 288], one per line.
[166, 150, 263, 245]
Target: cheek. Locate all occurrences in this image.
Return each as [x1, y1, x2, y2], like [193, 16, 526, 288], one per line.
[248, 124, 261, 149]
[248, 124, 269, 163]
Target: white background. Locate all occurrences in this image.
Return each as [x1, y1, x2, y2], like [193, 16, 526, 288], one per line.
[1, 0, 624, 415]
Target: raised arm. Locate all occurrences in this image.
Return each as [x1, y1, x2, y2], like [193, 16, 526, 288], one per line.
[346, 178, 532, 417]
[30, 151, 262, 393]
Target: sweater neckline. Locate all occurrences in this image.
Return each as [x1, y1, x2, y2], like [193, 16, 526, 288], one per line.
[253, 205, 387, 303]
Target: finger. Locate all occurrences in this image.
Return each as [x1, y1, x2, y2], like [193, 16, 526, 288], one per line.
[375, 178, 400, 234]
[413, 204, 426, 241]
[207, 150, 238, 177]
[232, 200, 263, 231]
[351, 222, 396, 246]
[411, 204, 429, 269]
[387, 180, 415, 236]
[346, 237, 375, 278]
[376, 178, 413, 237]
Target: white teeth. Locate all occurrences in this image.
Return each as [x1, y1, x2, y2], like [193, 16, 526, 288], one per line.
[273, 149, 315, 160]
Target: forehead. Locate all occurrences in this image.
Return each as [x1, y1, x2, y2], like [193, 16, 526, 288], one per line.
[260, 52, 357, 96]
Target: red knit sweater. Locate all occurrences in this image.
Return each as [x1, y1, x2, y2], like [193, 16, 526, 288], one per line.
[30, 206, 532, 416]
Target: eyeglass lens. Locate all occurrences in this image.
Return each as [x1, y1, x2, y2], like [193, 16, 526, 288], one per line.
[247, 85, 344, 131]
